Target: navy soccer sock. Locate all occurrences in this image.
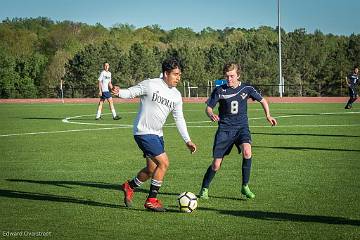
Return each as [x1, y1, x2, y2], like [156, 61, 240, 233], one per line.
[148, 179, 162, 199]
[346, 99, 352, 107]
[242, 158, 252, 186]
[201, 165, 217, 189]
[128, 177, 142, 189]
[350, 97, 357, 104]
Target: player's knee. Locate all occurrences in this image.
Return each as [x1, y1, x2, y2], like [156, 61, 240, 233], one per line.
[241, 144, 252, 159]
[158, 160, 169, 170]
[212, 163, 221, 171]
[243, 149, 252, 159]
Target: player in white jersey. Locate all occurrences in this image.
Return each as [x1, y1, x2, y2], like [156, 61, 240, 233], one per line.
[95, 62, 121, 120]
[112, 58, 197, 212]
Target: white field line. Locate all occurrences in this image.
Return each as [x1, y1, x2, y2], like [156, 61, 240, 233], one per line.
[0, 111, 359, 137]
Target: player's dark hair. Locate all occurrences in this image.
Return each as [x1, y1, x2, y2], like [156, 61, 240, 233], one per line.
[162, 57, 181, 74]
[223, 62, 241, 76]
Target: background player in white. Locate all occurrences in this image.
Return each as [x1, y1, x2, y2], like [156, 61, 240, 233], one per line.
[112, 57, 197, 212]
[198, 62, 277, 200]
[95, 62, 121, 120]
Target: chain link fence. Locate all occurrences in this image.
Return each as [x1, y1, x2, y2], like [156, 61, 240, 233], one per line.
[1, 83, 351, 99]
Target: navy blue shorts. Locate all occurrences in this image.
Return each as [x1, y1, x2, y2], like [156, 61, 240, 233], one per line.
[134, 134, 165, 158]
[100, 91, 112, 100]
[212, 127, 252, 158]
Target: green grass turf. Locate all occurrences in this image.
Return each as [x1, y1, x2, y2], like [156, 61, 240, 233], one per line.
[0, 102, 359, 240]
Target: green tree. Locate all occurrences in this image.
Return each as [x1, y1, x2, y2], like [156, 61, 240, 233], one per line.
[0, 50, 38, 98]
[64, 41, 125, 97]
[347, 34, 360, 65]
[128, 42, 159, 85]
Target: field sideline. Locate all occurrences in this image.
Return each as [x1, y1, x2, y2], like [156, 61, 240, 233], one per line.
[0, 101, 359, 240]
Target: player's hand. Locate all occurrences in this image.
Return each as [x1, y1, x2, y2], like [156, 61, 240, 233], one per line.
[186, 141, 197, 154]
[112, 86, 120, 95]
[267, 116, 277, 126]
[98, 91, 102, 97]
[209, 113, 220, 122]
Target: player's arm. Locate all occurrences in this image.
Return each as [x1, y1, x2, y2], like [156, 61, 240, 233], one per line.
[345, 76, 350, 86]
[112, 81, 147, 99]
[259, 98, 277, 126]
[206, 106, 219, 122]
[98, 81, 103, 97]
[173, 102, 197, 154]
[98, 72, 104, 97]
[186, 141, 197, 154]
[206, 87, 220, 121]
[108, 80, 113, 91]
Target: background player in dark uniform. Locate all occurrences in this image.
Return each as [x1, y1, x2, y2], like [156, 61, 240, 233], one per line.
[199, 62, 277, 200]
[345, 66, 359, 109]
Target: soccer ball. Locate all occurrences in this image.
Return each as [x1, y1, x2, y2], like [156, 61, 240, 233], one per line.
[178, 192, 198, 213]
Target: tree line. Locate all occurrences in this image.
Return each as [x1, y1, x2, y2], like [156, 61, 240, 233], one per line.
[0, 17, 359, 98]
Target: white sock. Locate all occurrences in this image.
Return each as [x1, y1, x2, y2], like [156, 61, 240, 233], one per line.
[111, 109, 117, 117]
[96, 111, 101, 118]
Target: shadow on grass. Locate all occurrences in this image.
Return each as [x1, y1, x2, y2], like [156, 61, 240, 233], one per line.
[4, 183, 357, 222]
[0, 188, 171, 213]
[6, 179, 245, 203]
[7, 179, 121, 190]
[0, 189, 121, 209]
[6, 178, 185, 198]
[253, 145, 360, 152]
[217, 209, 360, 226]
[6, 179, 170, 195]
[0, 188, 184, 213]
[7, 179, 248, 201]
[253, 132, 360, 138]
[22, 117, 65, 120]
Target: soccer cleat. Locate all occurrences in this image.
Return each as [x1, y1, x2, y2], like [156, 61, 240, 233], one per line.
[345, 105, 352, 109]
[113, 115, 121, 120]
[144, 198, 166, 212]
[198, 188, 209, 200]
[95, 117, 102, 120]
[241, 185, 255, 199]
[121, 181, 134, 207]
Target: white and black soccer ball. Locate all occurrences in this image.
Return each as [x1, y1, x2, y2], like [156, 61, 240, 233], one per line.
[178, 192, 198, 213]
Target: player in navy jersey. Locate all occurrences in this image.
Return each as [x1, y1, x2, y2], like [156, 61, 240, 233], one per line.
[345, 66, 359, 109]
[199, 62, 277, 200]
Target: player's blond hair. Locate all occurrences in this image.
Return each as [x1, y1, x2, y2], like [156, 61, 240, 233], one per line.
[223, 63, 241, 76]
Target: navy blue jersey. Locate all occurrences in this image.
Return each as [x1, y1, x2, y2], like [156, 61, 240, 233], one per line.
[348, 73, 359, 87]
[206, 83, 263, 129]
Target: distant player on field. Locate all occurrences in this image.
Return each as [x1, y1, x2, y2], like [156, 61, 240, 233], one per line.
[345, 66, 359, 109]
[112, 57, 197, 212]
[95, 62, 121, 120]
[198, 62, 277, 200]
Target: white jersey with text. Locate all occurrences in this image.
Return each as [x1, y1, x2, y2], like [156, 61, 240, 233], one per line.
[98, 70, 111, 92]
[118, 78, 191, 143]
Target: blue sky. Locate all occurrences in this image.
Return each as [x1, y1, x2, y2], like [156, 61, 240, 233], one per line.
[0, 0, 359, 36]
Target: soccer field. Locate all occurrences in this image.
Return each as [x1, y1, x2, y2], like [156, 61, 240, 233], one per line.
[0, 102, 359, 240]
